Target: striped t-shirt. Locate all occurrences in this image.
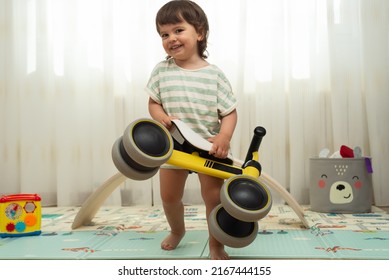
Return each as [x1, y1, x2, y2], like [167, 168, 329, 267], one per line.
[146, 59, 237, 139]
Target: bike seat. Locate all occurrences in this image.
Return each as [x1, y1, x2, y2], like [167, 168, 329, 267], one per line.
[170, 119, 237, 165]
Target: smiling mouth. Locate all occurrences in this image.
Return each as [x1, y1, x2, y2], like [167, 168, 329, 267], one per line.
[170, 44, 183, 51]
[343, 194, 351, 199]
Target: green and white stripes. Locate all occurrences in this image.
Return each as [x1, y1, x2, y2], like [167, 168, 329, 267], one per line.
[146, 59, 237, 138]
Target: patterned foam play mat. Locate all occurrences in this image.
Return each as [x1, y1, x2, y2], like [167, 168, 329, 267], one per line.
[1, 204, 389, 259]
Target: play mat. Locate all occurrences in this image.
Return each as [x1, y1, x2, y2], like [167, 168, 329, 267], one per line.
[0, 204, 388, 259]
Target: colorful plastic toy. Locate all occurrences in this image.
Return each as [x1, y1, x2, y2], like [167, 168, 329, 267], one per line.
[0, 194, 41, 237]
[72, 119, 308, 247]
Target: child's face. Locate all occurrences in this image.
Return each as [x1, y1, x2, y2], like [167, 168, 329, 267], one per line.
[158, 20, 203, 62]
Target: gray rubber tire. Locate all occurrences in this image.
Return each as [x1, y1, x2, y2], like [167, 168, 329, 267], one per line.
[122, 119, 173, 168]
[209, 204, 258, 248]
[112, 137, 159, 180]
[220, 175, 272, 222]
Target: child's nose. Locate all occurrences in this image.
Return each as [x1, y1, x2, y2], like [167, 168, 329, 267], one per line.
[169, 34, 177, 42]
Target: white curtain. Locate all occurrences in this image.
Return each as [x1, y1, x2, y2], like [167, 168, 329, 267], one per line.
[1, 0, 388, 207]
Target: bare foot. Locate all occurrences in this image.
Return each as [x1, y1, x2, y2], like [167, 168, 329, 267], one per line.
[161, 231, 185, 250]
[209, 243, 230, 260]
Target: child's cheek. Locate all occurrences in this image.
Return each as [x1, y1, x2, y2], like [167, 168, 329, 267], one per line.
[318, 179, 326, 189]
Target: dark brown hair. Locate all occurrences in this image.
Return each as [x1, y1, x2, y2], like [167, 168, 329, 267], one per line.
[156, 0, 209, 59]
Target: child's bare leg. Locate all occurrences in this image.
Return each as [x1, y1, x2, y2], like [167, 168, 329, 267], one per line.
[199, 174, 230, 260]
[159, 168, 188, 250]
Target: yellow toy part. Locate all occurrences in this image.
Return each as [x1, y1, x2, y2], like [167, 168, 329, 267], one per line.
[0, 194, 41, 237]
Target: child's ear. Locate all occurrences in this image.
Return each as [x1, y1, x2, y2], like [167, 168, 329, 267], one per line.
[197, 28, 207, 41]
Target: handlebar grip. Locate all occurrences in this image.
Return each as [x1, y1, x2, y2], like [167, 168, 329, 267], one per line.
[244, 126, 266, 163]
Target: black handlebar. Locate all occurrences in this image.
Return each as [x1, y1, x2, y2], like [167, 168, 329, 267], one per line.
[243, 126, 266, 164]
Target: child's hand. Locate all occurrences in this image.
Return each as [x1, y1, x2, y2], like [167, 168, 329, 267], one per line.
[160, 116, 178, 130]
[208, 134, 230, 159]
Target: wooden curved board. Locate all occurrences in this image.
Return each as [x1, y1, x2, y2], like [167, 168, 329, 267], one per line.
[72, 170, 308, 229]
[71, 172, 126, 229]
[258, 173, 309, 228]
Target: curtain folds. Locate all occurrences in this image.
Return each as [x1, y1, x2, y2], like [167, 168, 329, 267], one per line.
[1, 0, 388, 206]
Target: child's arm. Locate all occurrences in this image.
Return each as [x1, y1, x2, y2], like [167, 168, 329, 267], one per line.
[208, 109, 237, 159]
[148, 98, 175, 129]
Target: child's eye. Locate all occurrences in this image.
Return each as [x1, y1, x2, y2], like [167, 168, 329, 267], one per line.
[160, 33, 168, 39]
[175, 28, 184, 34]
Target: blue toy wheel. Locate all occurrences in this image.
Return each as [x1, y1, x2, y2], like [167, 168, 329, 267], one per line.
[209, 204, 258, 248]
[220, 175, 272, 222]
[112, 137, 159, 180]
[122, 119, 173, 168]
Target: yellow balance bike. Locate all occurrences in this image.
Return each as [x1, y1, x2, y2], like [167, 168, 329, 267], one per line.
[111, 118, 271, 248]
[72, 118, 308, 248]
